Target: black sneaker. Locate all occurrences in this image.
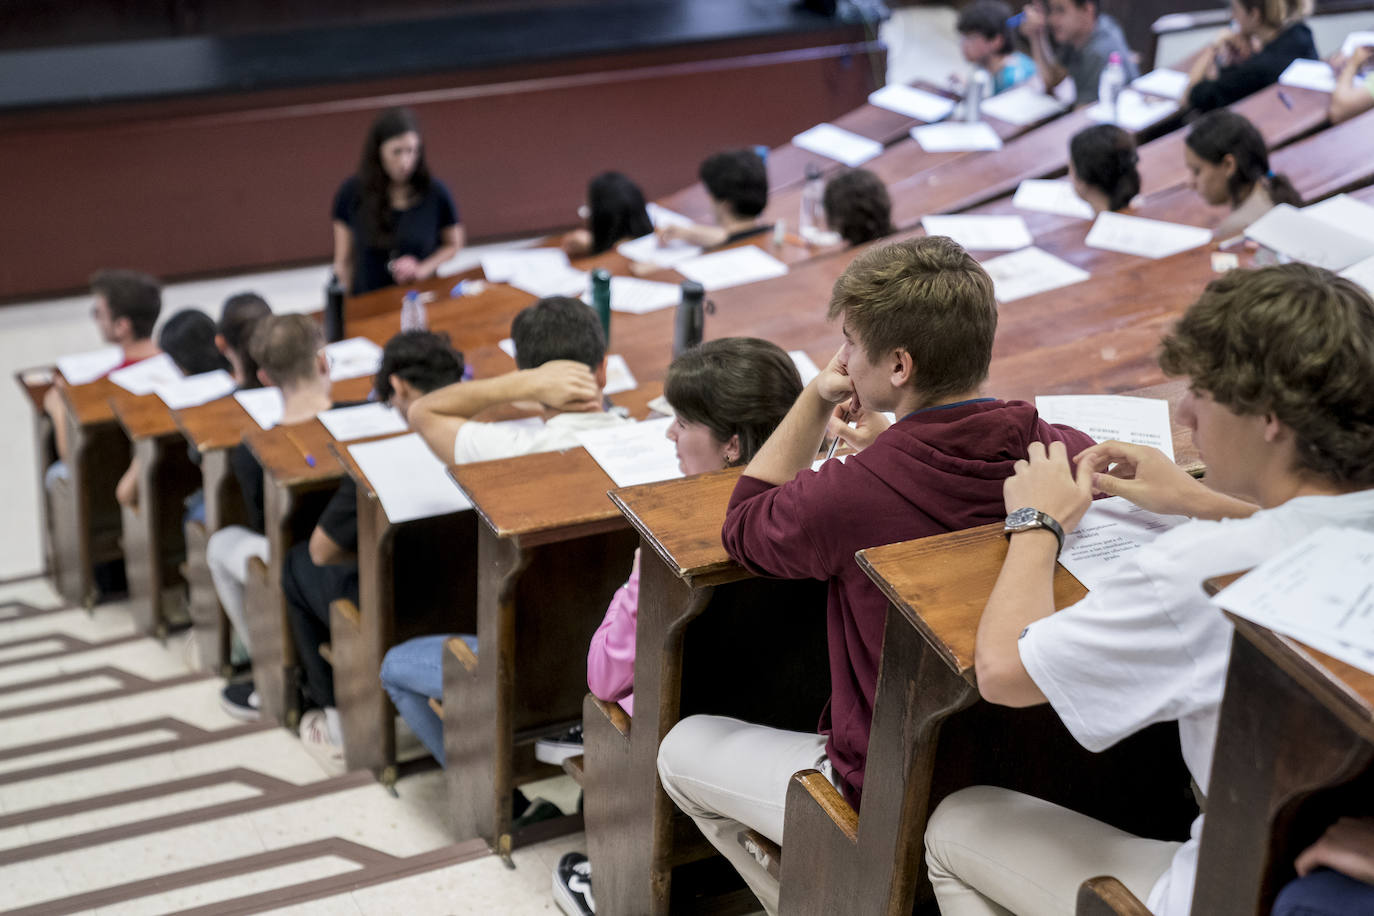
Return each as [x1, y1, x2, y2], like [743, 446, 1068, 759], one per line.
[535, 724, 583, 765]
[513, 797, 563, 830]
[220, 681, 261, 722]
[553, 851, 595, 915]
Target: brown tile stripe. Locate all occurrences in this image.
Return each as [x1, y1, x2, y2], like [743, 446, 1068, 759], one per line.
[0, 669, 209, 720]
[0, 718, 273, 786]
[0, 572, 47, 588]
[0, 632, 145, 669]
[0, 602, 81, 627]
[0, 770, 377, 868]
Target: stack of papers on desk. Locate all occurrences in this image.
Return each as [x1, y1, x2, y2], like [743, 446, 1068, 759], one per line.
[868, 84, 956, 122]
[348, 432, 472, 524]
[318, 403, 408, 442]
[618, 232, 703, 270]
[1130, 68, 1190, 100]
[581, 276, 680, 315]
[911, 121, 1003, 152]
[1303, 195, 1374, 246]
[234, 387, 284, 430]
[923, 214, 1033, 251]
[155, 369, 236, 410]
[1058, 497, 1187, 591]
[1085, 212, 1212, 259]
[1086, 89, 1178, 131]
[110, 353, 183, 396]
[676, 246, 789, 291]
[1013, 179, 1095, 220]
[1279, 59, 1335, 93]
[1034, 394, 1175, 461]
[792, 123, 884, 167]
[980, 246, 1090, 302]
[980, 84, 1066, 126]
[576, 416, 682, 488]
[325, 337, 384, 381]
[1245, 204, 1374, 271]
[57, 346, 124, 386]
[1211, 527, 1374, 676]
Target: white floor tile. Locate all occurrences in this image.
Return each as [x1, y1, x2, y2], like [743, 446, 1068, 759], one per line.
[0, 672, 126, 713]
[0, 727, 179, 779]
[92, 854, 363, 916]
[247, 777, 453, 859]
[23, 781, 263, 845]
[348, 856, 559, 916]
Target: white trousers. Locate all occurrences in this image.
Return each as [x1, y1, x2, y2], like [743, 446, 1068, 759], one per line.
[206, 525, 269, 656]
[656, 714, 834, 915]
[925, 786, 1182, 916]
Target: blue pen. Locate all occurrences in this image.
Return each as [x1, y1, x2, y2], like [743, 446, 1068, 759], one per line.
[285, 429, 316, 468]
[1007, 11, 1026, 29]
[1277, 90, 1293, 109]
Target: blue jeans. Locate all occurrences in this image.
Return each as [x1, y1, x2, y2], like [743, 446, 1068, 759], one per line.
[380, 634, 477, 767]
[1273, 869, 1374, 916]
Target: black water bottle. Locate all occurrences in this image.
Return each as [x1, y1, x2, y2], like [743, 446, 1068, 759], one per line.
[324, 274, 345, 343]
[674, 281, 706, 357]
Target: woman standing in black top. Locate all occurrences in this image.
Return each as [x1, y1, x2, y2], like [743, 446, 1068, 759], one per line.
[331, 107, 464, 295]
[1185, 0, 1316, 111]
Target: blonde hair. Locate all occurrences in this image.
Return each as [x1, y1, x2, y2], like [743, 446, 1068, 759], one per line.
[1237, 0, 1310, 29]
[248, 314, 323, 389]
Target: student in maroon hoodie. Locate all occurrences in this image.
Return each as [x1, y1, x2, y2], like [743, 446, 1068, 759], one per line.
[655, 236, 1095, 914]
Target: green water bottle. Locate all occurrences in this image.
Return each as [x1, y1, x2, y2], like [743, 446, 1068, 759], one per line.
[590, 268, 612, 342]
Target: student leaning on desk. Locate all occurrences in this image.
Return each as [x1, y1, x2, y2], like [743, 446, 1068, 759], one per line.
[1183, 0, 1316, 113]
[656, 149, 771, 250]
[1018, 0, 1137, 106]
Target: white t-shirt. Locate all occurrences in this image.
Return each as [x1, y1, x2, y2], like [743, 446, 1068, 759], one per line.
[1018, 489, 1374, 916]
[453, 410, 632, 464]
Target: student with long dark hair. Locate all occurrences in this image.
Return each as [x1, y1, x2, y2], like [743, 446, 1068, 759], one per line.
[1185, 0, 1315, 111]
[1184, 109, 1301, 239]
[216, 293, 273, 389]
[562, 171, 654, 258]
[1068, 124, 1140, 214]
[331, 107, 463, 295]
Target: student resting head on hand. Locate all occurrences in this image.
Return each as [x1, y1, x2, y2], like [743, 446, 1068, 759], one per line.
[656, 149, 770, 250]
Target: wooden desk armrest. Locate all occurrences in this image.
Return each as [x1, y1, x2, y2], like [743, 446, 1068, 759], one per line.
[563, 754, 586, 785]
[792, 769, 858, 844]
[586, 695, 631, 739]
[738, 828, 782, 881]
[446, 635, 478, 673]
[330, 598, 360, 627]
[1076, 877, 1151, 916]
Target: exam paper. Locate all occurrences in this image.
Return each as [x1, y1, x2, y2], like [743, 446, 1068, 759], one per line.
[509, 265, 588, 299]
[1130, 68, 1190, 100]
[868, 84, 956, 122]
[1013, 179, 1095, 220]
[234, 387, 284, 430]
[792, 123, 884, 168]
[675, 246, 789, 291]
[480, 248, 570, 283]
[576, 416, 683, 488]
[57, 346, 124, 386]
[923, 214, 1033, 251]
[581, 276, 680, 315]
[979, 84, 1065, 126]
[109, 353, 183, 396]
[1279, 59, 1335, 93]
[325, 337, 384, 381]
[1058, 497, 1187, 591]
[1085, 211, 1212, 259]
[1034, 394, 1175, 462]
[980, 246, 1090, 302]
[1303, 195, 1374, 246]
[1340, 255, 1374, 295]
[646, 202, 692, 230]
[155, 370, 237, 410]
[318, 402, 408, 442]
[603, 354, 637, 396]
[1211, 526, 1374, 675]
[1086, 89, 1178, 131]
[789, 351, 821, 386]
[1245, 204, 1374, 272]
[1342, 31, 1374, 57]
[911, 121, 1003, 152]
[617, 231, 704, 269]
[348, 432, 472, 524]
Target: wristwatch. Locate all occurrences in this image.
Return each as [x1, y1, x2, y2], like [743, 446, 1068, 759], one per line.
[1003, 507, 1065, 557]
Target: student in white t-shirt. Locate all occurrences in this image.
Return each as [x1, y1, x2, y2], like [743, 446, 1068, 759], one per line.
[408, 295, 632, 463]
[924, 263, 1374, 916]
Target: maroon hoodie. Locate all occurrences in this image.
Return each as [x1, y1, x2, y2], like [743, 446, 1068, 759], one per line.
[721, 398, 1094, 805]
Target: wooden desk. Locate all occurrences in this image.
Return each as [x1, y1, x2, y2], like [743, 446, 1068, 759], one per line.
[587, 468, 830, 915]
[16, 368, 58, 588]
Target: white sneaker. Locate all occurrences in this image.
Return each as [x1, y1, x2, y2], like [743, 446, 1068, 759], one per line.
[299, 709, 347, 776]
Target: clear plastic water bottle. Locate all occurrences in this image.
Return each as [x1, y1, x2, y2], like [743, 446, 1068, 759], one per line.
[799, 163, 825, 245]
[963, 69, 991, 122]
[400, 290, 427, 332]
[1098, 52, 1127, 124]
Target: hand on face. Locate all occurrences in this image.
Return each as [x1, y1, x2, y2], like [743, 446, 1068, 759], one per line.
[527, 360, 601, 412]
[816, 344, 858, 410]
[1003, 440, 1095, 535]
[1020, 4, 1046, 37]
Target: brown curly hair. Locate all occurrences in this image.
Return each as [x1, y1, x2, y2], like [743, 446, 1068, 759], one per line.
[1160, 263, 1374, 487]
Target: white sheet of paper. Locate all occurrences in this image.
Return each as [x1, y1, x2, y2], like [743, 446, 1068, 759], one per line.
[910, 121, 1003, 152]
[1035, 395, 1175, 462]
[109, 353, 183, 396]
[868, 84, 956, 121]
[789, 350, 821, 386]
[1245, 203, 1374, 272]
[1085, 211, 1212, 259]
[155, 369, 237, 410]
[792, 123, 884, 168]
[480, 248, 570, 283]
[811, 454, 849, 471]
[1303, 194, 1374, 246]
[1130, 68, 1190, 100]
[675, 246, 789, 291]
[1013, 179, 1095, 220]
[1340, 254, 1374, 295]
[576, 416, 683, 488]
[509, 265, 588, 299]
[57, 346, 124, 386]
[1058, 496, 1187, 591]
[1279, 58, 1335, 93]
[498, 338, 517, 359]
[1342, 31, 1374, 57]
[234, 387, 284, 430]
[980, 246, 1090, 302]
[923, 214, 1033, 251]
[318, 402, 408, 442]
[325, 337, 384, 381]
[617, 231, 704, 269]
[1086, 89, 1178, 131]
[581, 276, 681, 315]
[1211, 527, 1374, 674]
[646, 202, 693, 229]
[603, 354, 637, 396]
[979, 83, 1065, 126]
[348, 432, 473, 524]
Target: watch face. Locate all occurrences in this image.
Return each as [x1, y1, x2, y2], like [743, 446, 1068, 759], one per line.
[1005, 506, 1040, 530]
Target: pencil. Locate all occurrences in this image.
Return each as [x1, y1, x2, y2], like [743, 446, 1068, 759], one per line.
[284, 428, 316, 468]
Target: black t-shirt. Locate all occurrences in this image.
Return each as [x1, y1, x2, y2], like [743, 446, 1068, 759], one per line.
[332, 176, 460, 295]
[230, 443, 266, 534]
[1189, 23, 1317, 111]
[316, 477, 358, 555]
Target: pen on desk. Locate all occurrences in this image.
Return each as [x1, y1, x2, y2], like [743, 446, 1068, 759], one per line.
[284, 429, 316, 468]
[1277, 90, 1293, 110]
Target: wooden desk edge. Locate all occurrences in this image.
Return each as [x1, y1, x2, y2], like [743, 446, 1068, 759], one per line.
[608, 488, 746, 589]
[854, 545, 975, 683]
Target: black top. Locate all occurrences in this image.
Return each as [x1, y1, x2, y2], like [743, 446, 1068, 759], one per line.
[229, 443, 266, 534]
[1188, 23, 1317, 112]
[332, 176, 460, 295]
[315, 478, 359, 555]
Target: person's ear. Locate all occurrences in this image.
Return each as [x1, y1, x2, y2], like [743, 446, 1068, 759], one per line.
[1262, 412, 1285, 444]
[595, 357, 608, 391]
[1221, 153, 1238, 180]
[389, 374, 414, 406]
[890, 349, 915, 388]
[257, 368, 272, 388]
[722, 433, 741, 465]
[316, 351, 330, 378]
[214, 333, 229, 356]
